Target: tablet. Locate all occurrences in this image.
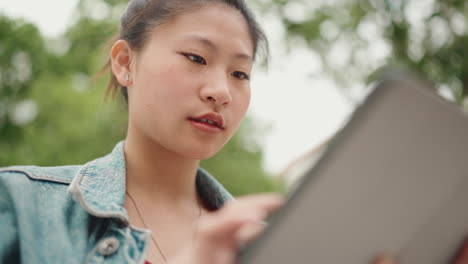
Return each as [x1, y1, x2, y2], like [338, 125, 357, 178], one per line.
[240, 75, 468, 263]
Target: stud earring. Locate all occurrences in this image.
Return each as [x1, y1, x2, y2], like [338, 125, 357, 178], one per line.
[125, 74, 129, 82]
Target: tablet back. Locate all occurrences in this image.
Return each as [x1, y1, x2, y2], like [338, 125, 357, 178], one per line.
[240, 77, 468, 263]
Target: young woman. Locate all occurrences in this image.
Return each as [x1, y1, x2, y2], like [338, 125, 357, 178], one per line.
[1, 0, 466, 263]
[0, 0, 282, 263]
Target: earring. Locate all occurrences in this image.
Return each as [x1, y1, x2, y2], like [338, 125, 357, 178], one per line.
[125, 74, 129, 82]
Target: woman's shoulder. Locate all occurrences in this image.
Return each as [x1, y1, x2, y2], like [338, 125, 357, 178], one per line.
[0, 165, 85, 230]
[0, 141, 126, 187]
[0, 164, 81, 185]
[0, 165, 81, 209]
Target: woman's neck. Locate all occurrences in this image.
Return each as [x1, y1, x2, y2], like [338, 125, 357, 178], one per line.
[124, 130, 200, 206]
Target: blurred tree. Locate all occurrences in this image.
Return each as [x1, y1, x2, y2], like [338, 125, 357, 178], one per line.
[0, 0, 283, 195]
[0, 12, 128, 165]
[260, 0, 468, 104]
[0, 16, 47, 146]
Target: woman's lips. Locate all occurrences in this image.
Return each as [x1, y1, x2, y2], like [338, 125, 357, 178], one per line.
[188, 119, 224, 133]
[188, 112, 225, 134]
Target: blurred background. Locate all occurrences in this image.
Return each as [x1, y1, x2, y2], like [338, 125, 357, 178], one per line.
[0, 0, 467, 195]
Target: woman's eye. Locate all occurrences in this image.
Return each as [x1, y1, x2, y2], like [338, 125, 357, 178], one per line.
[232, 71, 250, 81]
[183, 53, 206, 65]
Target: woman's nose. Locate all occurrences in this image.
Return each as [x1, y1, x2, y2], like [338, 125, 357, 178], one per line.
[200, 74, 232, 106]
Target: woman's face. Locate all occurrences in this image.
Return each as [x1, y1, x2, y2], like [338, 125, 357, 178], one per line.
[127, 5, 254, 159]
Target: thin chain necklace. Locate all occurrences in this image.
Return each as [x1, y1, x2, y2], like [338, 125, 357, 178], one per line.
[125, 190, 202, 264]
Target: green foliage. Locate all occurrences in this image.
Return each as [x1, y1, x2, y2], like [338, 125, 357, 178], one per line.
[0, 16, 46, 95]
[0, 72, 127, 165]
[270, 0, 468, 104]
[0, 15, 48, 144]
[64, 18, 117, 74]
[0, 1, 283, 196]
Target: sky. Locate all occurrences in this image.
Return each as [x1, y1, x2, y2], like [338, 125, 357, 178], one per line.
[0, 0, 354, 174]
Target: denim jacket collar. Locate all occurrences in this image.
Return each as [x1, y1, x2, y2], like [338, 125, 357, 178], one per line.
[68, 141, 233, 224]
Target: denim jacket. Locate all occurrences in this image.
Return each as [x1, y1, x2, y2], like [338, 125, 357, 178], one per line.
[0, 141, 233, 264]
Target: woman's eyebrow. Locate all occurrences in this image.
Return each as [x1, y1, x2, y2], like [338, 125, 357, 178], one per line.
[181, 34, 253, 62]
[183, 35, 218, 50]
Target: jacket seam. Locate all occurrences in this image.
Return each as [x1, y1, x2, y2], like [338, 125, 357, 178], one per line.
[0, 168, 72, 185]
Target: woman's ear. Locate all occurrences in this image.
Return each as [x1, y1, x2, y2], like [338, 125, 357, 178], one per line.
[110, 40, 133, 87]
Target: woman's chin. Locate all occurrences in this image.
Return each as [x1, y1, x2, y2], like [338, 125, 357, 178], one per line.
[177, 145, 223, 161]
[184, 150, 219, 161]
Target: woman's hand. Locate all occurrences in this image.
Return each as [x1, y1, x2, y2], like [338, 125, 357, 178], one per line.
[172, 194, 284, 264]
[453, 239, 468, 264]
[172, 193, 468, 264]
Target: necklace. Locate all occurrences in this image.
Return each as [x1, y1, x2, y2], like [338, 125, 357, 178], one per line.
[125, 190, 202, 264]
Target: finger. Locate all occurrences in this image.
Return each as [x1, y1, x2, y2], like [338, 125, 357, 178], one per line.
[199, 194, 283, 242]
[453, 239, 468, 264]
[227, 193, 284, 216]
[236, 219, 267, 244]
[372, 254, 397, 264]
[193, 194, 283, 264]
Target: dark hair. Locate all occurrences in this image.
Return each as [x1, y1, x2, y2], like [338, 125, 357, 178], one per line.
[103, 0, 269, 101]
